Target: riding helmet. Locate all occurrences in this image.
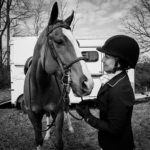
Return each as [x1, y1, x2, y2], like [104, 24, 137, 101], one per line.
[97, 35, 140, 68]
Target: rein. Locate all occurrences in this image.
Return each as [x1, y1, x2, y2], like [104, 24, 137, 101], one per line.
[45, 24, 85, 126]
[29, 23, 85, 132]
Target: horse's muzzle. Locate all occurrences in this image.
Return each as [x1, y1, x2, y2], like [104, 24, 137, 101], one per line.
[81, 75, 93, 96]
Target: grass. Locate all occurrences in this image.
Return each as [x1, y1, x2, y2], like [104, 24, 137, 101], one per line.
[0, 89, 150, 150]
[0, 102, 150, 150]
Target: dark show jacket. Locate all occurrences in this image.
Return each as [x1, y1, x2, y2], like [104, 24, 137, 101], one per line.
[87, 71, 135, 150]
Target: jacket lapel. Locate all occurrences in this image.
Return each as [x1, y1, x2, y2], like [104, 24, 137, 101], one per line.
[97, 71, 127, 97]
[97, 83, 109, 96]
[107, 71, 127, 87]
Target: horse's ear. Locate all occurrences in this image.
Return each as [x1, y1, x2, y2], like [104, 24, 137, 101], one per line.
[48, 2, 58, 26]
[65, 11, 74, 26]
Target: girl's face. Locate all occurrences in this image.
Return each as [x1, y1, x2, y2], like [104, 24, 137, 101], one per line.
[102, 54, 117, 73]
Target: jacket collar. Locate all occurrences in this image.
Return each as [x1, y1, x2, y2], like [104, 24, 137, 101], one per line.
[97, 71, 127, 96]
[100, 71, 120, 85]
[107, 71, 127, 87]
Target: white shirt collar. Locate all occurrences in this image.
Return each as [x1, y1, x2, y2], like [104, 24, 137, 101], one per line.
[100, 71, 122, 86]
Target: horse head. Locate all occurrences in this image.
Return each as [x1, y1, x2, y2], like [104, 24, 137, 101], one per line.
[38, 2, 94, 97]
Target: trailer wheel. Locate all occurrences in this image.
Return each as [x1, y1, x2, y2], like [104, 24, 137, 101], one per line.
[16, 94, 26, 113]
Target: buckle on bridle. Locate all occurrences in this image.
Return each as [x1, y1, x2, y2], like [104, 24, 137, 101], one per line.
[61, 69, 71, 88]
[64, 57, 86, 70]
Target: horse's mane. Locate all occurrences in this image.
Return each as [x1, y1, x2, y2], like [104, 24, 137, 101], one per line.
[36, 28, 47, 50]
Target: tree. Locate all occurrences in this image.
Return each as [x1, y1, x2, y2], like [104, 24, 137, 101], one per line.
[0, 0, 32, 88]
[59, 0, 79, 31]
[0, 0, 5, 86]
[0, 0, 12, 87]
[0, 0, 5, 70]
[17, 0, 53, 36]
[15, 0, 79, 36]
[0, 0, 33, 65]
[122, 0, 150, 53]
[10, 0, 34, 36]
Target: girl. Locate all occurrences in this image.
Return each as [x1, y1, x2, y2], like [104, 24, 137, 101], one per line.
[76, 35, 139, 150]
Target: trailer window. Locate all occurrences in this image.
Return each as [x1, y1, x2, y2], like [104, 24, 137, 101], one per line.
[82, 51, 99, 62]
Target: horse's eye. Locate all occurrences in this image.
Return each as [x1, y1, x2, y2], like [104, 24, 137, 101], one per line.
[55, 39, 63, 44]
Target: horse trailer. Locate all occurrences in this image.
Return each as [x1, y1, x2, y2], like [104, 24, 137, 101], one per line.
[10, 37, 135, 106]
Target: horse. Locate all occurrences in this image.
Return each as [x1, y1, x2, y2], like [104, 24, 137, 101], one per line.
[24, 2, 94, 150]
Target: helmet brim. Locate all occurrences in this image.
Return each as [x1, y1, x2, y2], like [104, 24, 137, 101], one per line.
[96, 46, 105, 53]
[96, 46, 112, 56]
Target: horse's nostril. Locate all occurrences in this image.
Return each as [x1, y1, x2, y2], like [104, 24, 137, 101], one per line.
[81, 75, 88, 92]
[82, 81, 87, 90]
[81, 75, 87, 84]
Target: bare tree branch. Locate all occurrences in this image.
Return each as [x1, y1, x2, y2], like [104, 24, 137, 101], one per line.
[122, 0, 150, 53]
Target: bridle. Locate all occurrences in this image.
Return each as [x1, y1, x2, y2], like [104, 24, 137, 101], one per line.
[38, 22, 85, 132]
[44, 22, 85, 74]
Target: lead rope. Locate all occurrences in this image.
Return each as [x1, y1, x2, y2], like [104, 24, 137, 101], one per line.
[54, 69, 83, 121]
[44, 70, 71, 132]
[61, 69, 83, 121]
[68, 98, 83, 121]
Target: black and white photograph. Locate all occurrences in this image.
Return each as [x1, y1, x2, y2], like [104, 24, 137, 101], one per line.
[0, 0, 150, 150]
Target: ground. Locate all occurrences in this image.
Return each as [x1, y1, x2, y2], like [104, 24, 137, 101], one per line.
[0, 89, 150, 150]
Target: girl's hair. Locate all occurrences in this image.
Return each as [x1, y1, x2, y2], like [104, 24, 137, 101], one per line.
[113, 58, 129, 73]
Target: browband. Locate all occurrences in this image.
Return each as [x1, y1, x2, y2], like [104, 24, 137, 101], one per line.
[47, 22, 71, 35]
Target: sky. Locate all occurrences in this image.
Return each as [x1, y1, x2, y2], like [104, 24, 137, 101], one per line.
[62, 0, 136, 39]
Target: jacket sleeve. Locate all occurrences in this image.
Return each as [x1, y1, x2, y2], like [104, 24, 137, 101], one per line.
[87, 89, 133, 137]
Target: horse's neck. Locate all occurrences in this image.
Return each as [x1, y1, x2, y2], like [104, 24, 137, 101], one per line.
[31, 59, 52, 91]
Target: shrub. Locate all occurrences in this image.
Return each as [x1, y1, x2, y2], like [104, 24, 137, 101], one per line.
[135, 62, 150, 93]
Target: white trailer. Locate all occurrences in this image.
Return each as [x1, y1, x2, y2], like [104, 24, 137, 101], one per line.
[10, 37, 38, 105]
[10, 37, 135, 105]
